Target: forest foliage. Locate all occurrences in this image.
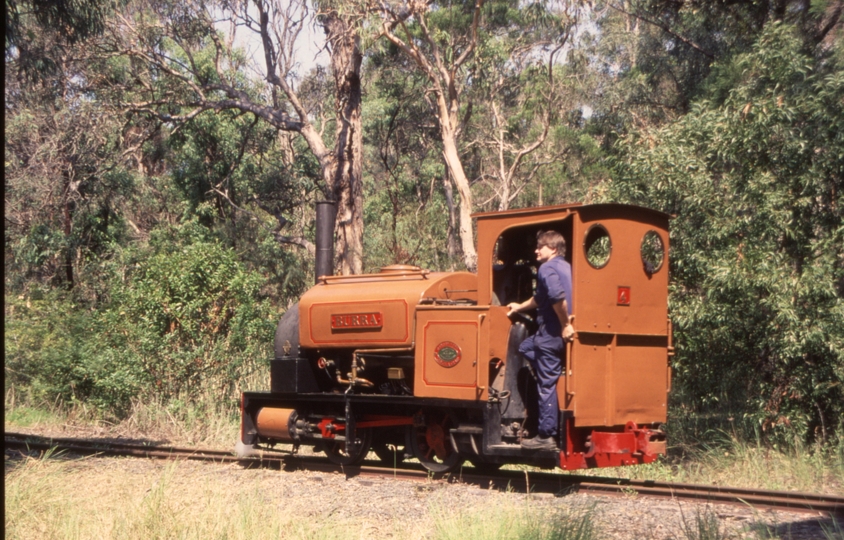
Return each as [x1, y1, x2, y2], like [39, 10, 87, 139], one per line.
[5, 0, 843, 444]
[606, 22, 844, 443]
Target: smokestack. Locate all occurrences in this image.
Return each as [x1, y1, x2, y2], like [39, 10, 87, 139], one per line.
[315, 200, 336, 283]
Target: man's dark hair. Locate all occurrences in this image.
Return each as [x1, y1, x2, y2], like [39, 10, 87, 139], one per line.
[537, 230, 566, 254]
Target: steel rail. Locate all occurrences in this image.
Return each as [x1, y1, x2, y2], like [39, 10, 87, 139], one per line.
[6, 432, 842, 517]
[5, 431, 241, 463]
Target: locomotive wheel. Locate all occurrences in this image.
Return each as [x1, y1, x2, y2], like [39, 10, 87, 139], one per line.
[409, 411, 463, 473]
[321, 428, 373, 466]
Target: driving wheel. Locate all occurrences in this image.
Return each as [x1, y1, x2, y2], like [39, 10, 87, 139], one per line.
[409, 411, 463, 473]
[321, 427, 372, 466]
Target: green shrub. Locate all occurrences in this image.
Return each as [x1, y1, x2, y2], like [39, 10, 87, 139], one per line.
[4, 289, 100, 406]
[4, 220, 276, 417]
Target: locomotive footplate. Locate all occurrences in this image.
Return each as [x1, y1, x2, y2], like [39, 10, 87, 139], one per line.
[438, 403, 572, 468]
[480, 401, 570, 461]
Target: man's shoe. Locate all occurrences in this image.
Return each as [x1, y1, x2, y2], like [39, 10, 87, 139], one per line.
[520, 435, 557, 450]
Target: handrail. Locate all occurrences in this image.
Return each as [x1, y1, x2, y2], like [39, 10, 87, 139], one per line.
[667, 318, 674, 393]
[476, 313, 487, 392]
[565, 316, 576, 406]
[318, 269, 430, 283]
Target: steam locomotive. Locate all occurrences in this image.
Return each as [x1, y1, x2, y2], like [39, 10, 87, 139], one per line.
[239, 202, 671, 472]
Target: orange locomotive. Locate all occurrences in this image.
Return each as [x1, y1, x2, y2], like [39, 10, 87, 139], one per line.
[239, 202, 672, 471]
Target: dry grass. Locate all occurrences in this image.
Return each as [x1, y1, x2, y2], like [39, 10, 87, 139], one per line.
[8, 453, 838, 540]
[5, 453, 602, 540]
[4, 390, 241, 449]
[562, 436, 844, 496]
[430, 501, 597, 540]
[6, 394, 844, 498]
[5, 389, 843, 508]
[5, 455, 351, 540]
[114, 394, 241, 448]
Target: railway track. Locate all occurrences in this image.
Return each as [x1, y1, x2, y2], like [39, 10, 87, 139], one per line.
[6, 431, 843, 517]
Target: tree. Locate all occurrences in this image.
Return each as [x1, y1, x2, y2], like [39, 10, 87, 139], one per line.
[4, 94, 130, 293]
[466, 3, 584, 211]
[5, 0, 130, 294]
[375, 0, 583, 271]
[586, 0, 843, 143]
[103, 0, 367, 274]
[606, 23, 844, 441]
[362, 52, 455, 269]
[5, 0, 112, 77]
[375, 0, 486, 270]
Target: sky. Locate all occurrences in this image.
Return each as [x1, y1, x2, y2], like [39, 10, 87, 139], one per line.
[220, 2, 328, 86]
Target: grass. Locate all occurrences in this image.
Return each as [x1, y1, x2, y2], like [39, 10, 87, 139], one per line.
[117, 393, 242, 448]
[820, 518, 844, 539]
[4, 404, 65, 428]
[681, 435, 843, 493]
[677, 505, 728, 540]
[4, 455, 351, 540]
[6, 425, 842, 540]
[5, 452, 602, 540]
[5, 397, 844, 539]
[563, 433, 844, 496]
[3, 389, 242, 449]
[430, 502, 597, 540]
[8, 451, 839, 540]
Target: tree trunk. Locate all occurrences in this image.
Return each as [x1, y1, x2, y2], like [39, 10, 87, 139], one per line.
[442, 175, 461, 265]
[376, 3, 483, 273]
[436, 81, 477, 272]
[62, 171, 75, 290]
[324, 13, 364, 275]
[442, 134, 477, 272]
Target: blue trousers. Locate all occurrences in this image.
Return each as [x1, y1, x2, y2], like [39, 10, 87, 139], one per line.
[518, 332, 564, 438]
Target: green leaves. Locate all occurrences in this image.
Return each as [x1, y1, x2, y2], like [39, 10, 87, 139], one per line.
[103, 227, 274, 403]
[606, 22, 844, 443]
[4, 222, 275, 415]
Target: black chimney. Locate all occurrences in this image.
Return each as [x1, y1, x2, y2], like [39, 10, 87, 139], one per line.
[315, 200, 336, 283]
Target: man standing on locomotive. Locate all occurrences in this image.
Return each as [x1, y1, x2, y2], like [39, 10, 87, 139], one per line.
[507, 231, 574, 450]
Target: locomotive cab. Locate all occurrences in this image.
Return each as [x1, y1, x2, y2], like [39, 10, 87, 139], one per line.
[240, 203, 671, 472]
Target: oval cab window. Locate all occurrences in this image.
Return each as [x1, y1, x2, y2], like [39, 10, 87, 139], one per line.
[641, 230, 665, 274]
[584, 224, 611, 269]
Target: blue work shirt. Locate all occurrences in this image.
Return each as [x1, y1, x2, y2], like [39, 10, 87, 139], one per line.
[534, 255, 573, 337]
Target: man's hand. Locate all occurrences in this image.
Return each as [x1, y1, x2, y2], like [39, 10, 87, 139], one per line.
[506, 302, 520, 317]
[562, 323, 575, 342]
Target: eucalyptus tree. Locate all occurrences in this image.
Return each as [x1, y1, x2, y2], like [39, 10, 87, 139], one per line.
[5, 0, 112, 75]
[465, 2, 588, 212]
[104, 0, 367, 274]
[586, 0, 843, 142]
[374, 0, 485, 271]
[362, 48, 457, 269]
[4, 0, 130, 294]
[374, 0, 584, 271]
